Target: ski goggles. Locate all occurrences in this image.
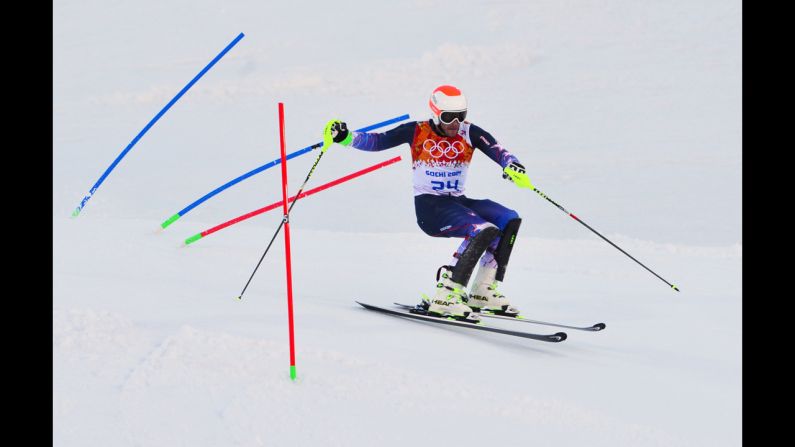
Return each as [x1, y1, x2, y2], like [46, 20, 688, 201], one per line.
[439, 110, 467, 124]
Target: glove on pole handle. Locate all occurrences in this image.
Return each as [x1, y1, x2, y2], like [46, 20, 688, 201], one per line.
[532, 186, 680, 292]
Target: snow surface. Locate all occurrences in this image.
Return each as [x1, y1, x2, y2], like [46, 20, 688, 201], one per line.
[54, 0, 741, 445]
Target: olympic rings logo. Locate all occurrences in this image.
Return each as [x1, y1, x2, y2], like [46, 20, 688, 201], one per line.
[422, 139, 465, 159]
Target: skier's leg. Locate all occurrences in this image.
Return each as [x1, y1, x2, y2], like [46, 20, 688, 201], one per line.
[414, 194, 500, 319]
[414, 194, 500, 286]
[422, 224, 498, 319]
[458, 197, 519, 232]
[458, 198, 522, 314]
[459, 198, 521, 280]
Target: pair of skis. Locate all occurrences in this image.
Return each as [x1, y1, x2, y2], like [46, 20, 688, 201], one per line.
[355, 301, 605, 343]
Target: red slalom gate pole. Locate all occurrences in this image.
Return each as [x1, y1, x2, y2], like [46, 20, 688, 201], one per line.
[182, 156, 402, 245]
[278, 103, 297, 381]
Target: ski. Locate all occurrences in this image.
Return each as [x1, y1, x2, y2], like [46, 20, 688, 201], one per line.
[394, 302, 605, 332]
[356, 301, 566, 342]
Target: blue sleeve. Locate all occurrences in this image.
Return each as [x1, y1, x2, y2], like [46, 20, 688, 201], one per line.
[350, 122, 417, 152]
[469, 124, 520, 168]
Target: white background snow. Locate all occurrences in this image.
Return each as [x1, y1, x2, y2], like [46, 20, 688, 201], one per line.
[53, 0, 741, 445]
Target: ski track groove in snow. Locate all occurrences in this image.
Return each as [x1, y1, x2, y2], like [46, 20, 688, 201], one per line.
[55, 308, 698, 446]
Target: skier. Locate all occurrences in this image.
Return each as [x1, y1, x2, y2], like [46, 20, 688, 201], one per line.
[324, 85, 533, 322]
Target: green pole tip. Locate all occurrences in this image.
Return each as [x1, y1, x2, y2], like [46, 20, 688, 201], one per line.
[161, 213, 181, 229]
[672, 285, 680, 292]
[184, 234, 202, 245]
[290, 365, 297, 381]
[71, 208, 81, 218]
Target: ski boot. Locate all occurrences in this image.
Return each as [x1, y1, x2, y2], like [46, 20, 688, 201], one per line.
[466, 265, 520, 317]
[419, 265, 479, 322]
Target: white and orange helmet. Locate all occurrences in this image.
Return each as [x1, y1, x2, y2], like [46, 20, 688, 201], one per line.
[429, 85, 468, 125]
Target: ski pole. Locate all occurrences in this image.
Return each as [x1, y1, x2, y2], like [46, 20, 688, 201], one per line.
[531, 185, 679, 292]
[236, 126, 335, 301]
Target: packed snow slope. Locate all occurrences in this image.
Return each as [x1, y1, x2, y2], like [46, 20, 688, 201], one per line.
[54, 0, 741, 446]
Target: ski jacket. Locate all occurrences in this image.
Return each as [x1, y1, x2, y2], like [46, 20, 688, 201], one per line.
[350, 120, 520, 196]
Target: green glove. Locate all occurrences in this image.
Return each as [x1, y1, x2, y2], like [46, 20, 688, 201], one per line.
[323, 119, 352, 147]
[502, 161, 534, 189]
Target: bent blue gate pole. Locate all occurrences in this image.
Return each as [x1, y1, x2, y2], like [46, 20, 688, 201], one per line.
[72, 32, 246, 217]
[159, 113, 410, 229]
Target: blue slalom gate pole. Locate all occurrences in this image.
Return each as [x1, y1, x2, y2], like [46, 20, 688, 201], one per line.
[159, 113, 410, 229]
[72, 32, 246, 217]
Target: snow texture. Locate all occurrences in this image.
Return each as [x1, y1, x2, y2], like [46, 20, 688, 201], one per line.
[54, 0, 741, 445]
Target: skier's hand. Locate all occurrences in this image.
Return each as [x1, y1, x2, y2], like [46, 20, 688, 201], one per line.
[323, 119, 352, 147]
[502, 162, 533, 189]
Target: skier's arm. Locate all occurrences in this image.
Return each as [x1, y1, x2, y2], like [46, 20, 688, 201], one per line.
[470, 124, 533, 189]
[325, 120, 416, 152]
[469, 124, 520, 168]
